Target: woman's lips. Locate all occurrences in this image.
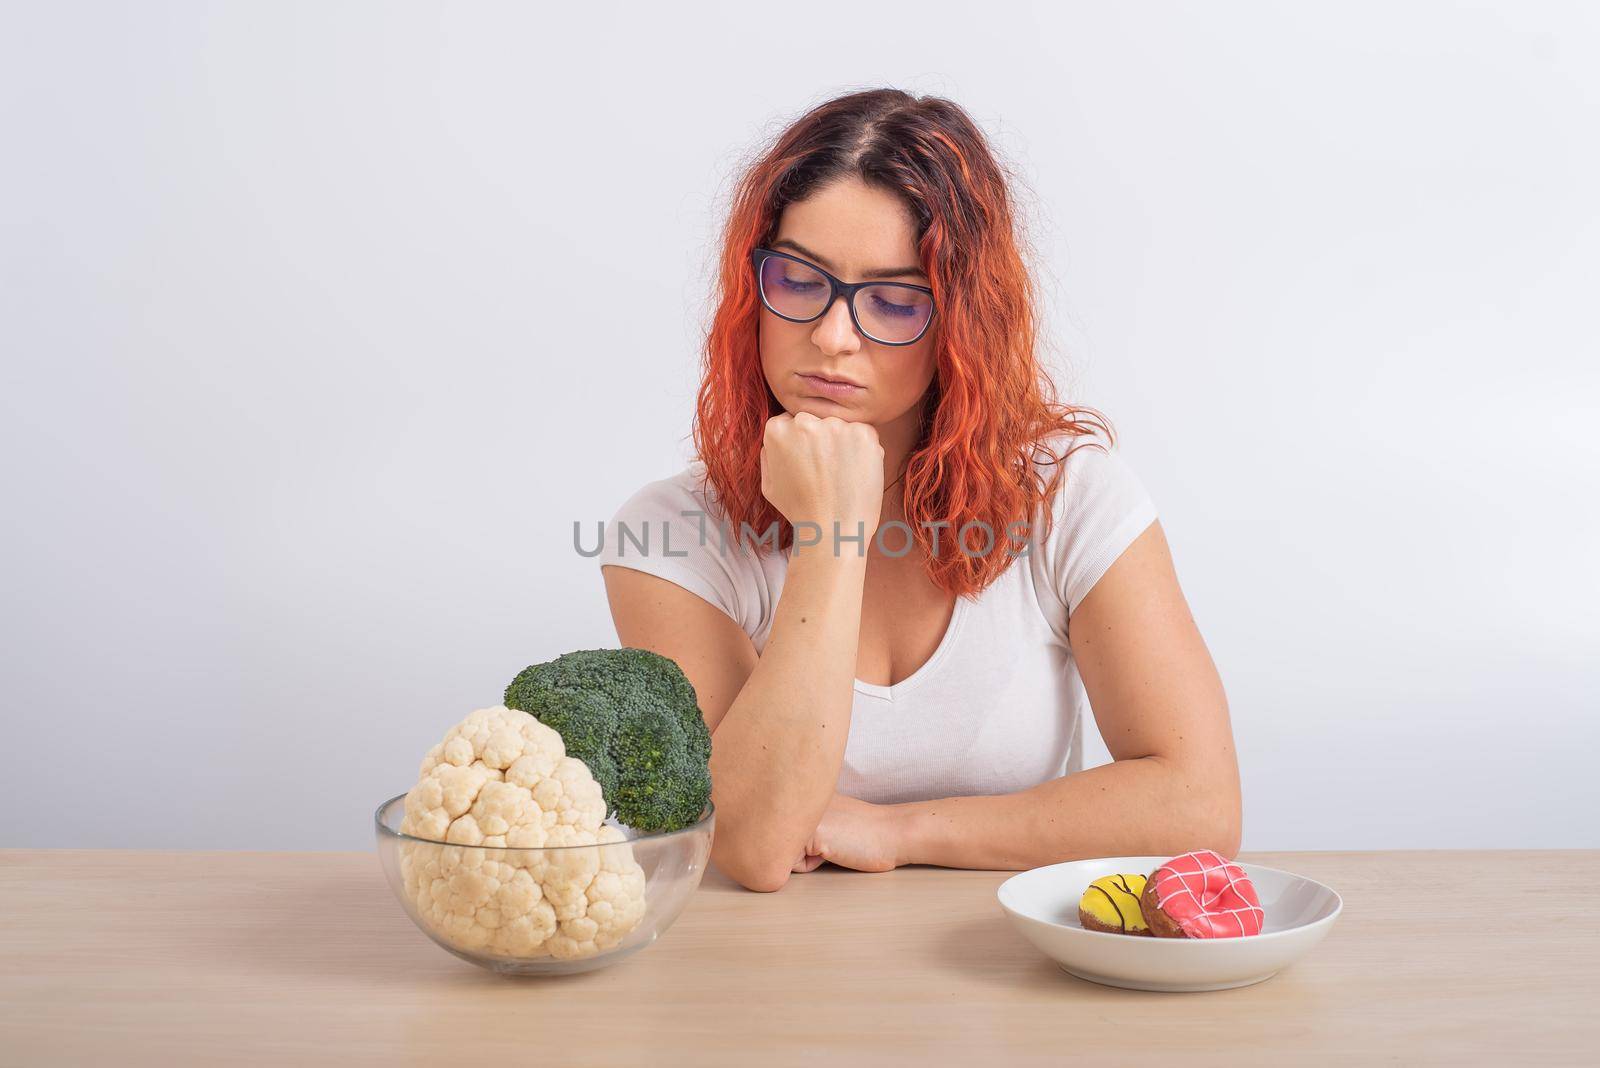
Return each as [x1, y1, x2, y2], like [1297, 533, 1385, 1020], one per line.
[797, 373, 863, 399]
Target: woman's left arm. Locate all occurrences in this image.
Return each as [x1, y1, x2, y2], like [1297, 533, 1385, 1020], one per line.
[888, 519, 1242, 870]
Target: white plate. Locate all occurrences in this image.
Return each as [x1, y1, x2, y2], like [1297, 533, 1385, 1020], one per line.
[997, 856, 1342, 992]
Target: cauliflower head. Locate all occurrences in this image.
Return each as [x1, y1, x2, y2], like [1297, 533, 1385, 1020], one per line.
[397, 705, 648, 960]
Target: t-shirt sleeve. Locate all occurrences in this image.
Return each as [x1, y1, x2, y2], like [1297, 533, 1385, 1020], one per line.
[1031, 436, 1159, 641]
[594, 473, 757, 634]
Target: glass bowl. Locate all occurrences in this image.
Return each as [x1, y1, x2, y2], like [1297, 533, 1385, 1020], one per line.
[375, 793, 715, 975]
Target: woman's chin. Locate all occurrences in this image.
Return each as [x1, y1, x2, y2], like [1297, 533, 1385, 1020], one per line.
[790, 395, 866, 418]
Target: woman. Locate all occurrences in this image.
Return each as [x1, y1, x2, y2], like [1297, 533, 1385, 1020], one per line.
[597, 88, 1240, 893]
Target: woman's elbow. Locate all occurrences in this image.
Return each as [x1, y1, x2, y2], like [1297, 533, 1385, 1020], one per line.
[1159, 757, 1242, 859]
[1196, 788, 1243, 859]
[1161, 810, 1239, 862]
[1207, 811, 1243, 860]
[736, 867, 792, 894]
[711, 831, 795, 893]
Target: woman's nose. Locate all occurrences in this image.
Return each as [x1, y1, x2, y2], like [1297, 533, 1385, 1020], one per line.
[810, 294, 862, 354]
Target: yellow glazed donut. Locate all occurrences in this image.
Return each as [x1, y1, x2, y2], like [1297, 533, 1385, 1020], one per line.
[1078, 873, 1151, 935]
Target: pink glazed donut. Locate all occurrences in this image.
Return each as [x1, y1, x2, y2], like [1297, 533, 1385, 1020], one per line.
[1140, 850, 1266, 938]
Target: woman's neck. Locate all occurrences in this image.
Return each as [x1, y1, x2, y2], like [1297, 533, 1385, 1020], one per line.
[874, 396, 927, 524]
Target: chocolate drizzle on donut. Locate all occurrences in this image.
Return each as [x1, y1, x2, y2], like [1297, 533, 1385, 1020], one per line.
[1089, 875, 1138, 931]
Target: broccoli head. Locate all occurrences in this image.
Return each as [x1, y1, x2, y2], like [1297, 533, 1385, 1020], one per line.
[503, 647, 712, 834]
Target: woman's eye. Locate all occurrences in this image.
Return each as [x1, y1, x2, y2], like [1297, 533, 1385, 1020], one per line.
[870, 293, 917, 317]
[779, 277, 821, 291]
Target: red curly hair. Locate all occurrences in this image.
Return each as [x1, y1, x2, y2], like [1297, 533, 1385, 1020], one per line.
[692, 88, 1112, 599]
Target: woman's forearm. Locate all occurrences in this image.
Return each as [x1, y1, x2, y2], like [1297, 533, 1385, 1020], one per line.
[890, 754, 1243, 871]
[710, 549, 867, 890]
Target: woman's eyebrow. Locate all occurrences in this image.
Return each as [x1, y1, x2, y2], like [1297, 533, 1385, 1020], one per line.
[770, 238, 927, 281]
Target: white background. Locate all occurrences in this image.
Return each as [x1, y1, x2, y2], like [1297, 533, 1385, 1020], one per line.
[3, 2, 1595, 851]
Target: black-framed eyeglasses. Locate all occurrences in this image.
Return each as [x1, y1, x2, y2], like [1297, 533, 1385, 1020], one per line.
[750, 247, 936, 346]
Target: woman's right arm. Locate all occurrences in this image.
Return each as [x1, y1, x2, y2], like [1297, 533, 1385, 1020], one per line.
[601, 412, 883, 892]
[603, 551, 866, 892]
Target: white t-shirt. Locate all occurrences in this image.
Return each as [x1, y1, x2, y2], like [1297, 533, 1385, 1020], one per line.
[594, 431, 1158, 805]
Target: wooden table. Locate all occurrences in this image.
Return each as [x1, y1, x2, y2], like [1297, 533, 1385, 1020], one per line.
[2, 850, 1595, 1064]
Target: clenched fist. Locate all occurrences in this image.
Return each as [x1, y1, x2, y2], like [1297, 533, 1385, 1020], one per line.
[759, 412, 886, 545]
